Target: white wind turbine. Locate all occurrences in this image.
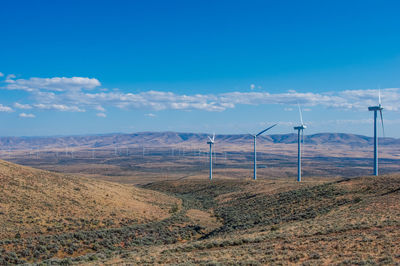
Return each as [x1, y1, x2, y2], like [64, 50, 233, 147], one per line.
[250, 124, 277, 180]
[294, 104, 306, 182]
[368, 89, 385, 176]
[207, 133, 215, 180]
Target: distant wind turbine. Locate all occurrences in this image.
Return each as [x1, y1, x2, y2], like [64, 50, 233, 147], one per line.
[250, 124, 277, 180]
[207, 133, 215, 180]
[368, 89, 385, 176]
[294, 104, 306, 182]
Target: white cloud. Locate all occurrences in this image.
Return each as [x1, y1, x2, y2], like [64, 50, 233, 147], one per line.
[95, 105, 105, 112]
[0, 72, 4, 77]
[34, 103, 85, 112]
[84, 90, 226, 112]
[0, 104, 13, 112]
[96, 112, 106, 118]
[29, 87, 400, 113]
[14, 102, 32, 109]
[333, 119, 372, 125]
[3, 76, 100, 92]
[1, 75, 400, 114]
[284, 107, 293, 111]
[19, 113, 35, 118]
[5, 74, 16, 83]
[250, 84, 255, 90]
[277, 121, 295, 126]
[145, 113, 156, 117]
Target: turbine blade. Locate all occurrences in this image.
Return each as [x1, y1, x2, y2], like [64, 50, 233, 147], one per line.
[207, 136, 213, 142]
[212, 132, 215, 142]
[378, 87, 381, 105]
[380, 110, 385, 137]
[298, 103, 304, 125]
[256, 124, 277, 137]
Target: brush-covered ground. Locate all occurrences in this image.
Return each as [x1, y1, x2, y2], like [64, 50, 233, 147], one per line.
[1, 160, 400, 264]
[95, 175, 400, 265]
[0, 160, 180, 264]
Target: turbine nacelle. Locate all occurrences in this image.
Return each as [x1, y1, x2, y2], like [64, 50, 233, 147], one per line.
[368, 105, 383, 111]
[294, 125, 307, 130]
[207, 133, 215, 144]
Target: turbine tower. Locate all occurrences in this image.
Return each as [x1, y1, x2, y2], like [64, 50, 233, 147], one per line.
[368, 90, 385, 176]
[207, 133, 215, 180]
[293, 105, 306, 182]
[250, 124, 277, 180]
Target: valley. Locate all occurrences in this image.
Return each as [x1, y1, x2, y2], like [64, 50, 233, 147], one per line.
[1, 166, 400, 264]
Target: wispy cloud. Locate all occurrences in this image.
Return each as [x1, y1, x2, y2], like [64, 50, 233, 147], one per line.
[4, 76, 100, 92]
[5, 74, 16, 83]
[277, 121, 295, 126]
[14, 103, 32, 109]
[145, 113, 156, 117]
[1, 75, 399, 115]
[0, 72, 4, 77]
[322, 118, 400, 126]
[95, 105, 106, 112]
[19, 113, 35, 118]
[0, 104, 13, 112]
[33, 103, 85, 112]
[96, 112, 106, 118]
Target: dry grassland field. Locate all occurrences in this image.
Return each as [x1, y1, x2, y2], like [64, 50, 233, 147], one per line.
[0, 132, 400, 264]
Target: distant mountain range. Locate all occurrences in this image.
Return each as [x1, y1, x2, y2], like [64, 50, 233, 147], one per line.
[0, 132, 399, 150]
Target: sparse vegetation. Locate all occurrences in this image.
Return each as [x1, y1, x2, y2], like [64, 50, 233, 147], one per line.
[1, 159, 400, 264]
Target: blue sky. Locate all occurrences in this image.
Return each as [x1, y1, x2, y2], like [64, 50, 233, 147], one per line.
[1, 0, 400, 137]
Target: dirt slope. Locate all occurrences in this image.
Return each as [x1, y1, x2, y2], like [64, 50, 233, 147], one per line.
[1, 172, 400, 264]
[106, 174, 400, 265]
[0, 160, 179, 239]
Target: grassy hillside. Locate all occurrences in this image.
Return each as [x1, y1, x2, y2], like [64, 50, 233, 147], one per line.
[104, 175, 400, 265]
[0, 160, 180, 240]
[1, 165, 399, 264]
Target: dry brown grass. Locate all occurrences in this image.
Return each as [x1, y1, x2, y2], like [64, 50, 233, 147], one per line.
[95, 174, 400, 265]
[1, 155, 400, 264]
[186, 209, 222, 234]
[0, 160, 180, 239]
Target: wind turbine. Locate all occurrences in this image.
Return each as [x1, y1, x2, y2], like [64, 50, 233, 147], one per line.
[250, 124, 277, 180]
[294, 105, 306, 182]
[368, 89, 385, 176]
[207, 133, 215, 180]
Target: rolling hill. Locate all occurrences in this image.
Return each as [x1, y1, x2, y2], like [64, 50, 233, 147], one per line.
[105, 174, 400, 264]
[0, 132, 400, 151]
[0, 164, 399, 264]
[0, 160, 180, 239]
